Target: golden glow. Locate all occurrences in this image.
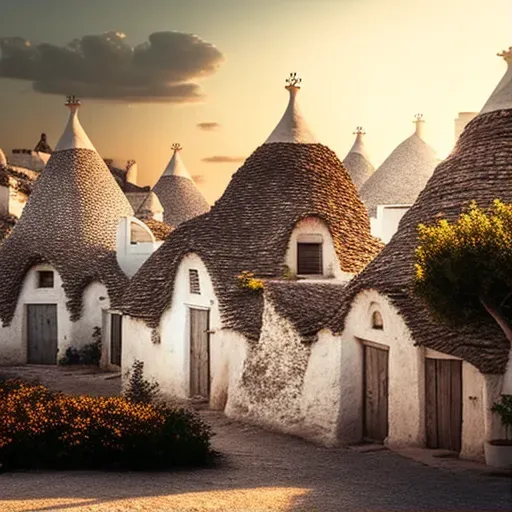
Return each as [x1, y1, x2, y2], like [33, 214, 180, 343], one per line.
[0, 486, 309, 511]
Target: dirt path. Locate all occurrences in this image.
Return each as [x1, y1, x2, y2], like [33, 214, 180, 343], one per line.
[0, 365, 510, 512]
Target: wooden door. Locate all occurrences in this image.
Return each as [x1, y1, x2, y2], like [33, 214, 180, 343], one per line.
[425, 359, 462, 452]
[110, 313, 122, 366]
[363, 344, 389, 442]
[189, 308, 210, 398]
[27, 304, 58, 364]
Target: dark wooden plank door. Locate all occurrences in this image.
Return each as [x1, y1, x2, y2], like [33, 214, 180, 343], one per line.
[363, 344, 389, 442]
[189, 308, 210, 398]
[110, 314, 122, 366]
[27, 304, 58, 364]
[425, 359, 462, 452]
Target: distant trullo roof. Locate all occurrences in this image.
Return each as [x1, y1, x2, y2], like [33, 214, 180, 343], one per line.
[121, 74, 382, 338]
[360, 114, 438, 216]
[343, 127, 375, 190]
[329, 47, 512, 375]
[481, 47, 512, 114]
[0, 96, 134, 326]
[0, 148, 6, 166]
[152, 143, 210, 226]
[34, 133, 52, 154]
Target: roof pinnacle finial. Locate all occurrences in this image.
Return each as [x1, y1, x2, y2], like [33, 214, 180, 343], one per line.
[171, 143, 183, 152]
[498, 47, 512, 62]
[65, 95, 81, 109]
[414, 113, 425, 138]
[354, 126, 366, 135]
[285, 72, 302, 90]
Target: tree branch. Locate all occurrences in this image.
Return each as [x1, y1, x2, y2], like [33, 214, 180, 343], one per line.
[480, 295, 512, 345]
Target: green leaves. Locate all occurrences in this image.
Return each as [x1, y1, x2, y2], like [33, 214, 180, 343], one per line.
[413, 200, 512, 326]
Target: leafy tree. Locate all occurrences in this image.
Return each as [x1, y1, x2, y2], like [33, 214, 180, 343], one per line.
[414, 200, 512, 344]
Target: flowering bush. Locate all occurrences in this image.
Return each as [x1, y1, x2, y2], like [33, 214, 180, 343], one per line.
[0, 379, 213, 470]
[237, 271, 264, 292]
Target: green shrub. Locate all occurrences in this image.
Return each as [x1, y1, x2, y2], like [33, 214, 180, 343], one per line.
[123, 360, 160, 404]
[491, 394, 512, 440]
[237, 271, 264, 292]
[58, 327, 102, 366]
[0, 379, 213, 470]
[59, 347, 80, 365]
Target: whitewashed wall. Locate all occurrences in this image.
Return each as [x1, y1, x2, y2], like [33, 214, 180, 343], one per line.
[116, 217, 163, 278]
[8, 152, 47, 171]
[226, 299, 344, 445]
[342, 289, 490, 460]
[0, 182, 28, 218]
[371, 205, 410, 243]
[121, 253, 248, 405]
[285, 217, 350, 280]
[0, 264, 109, 364]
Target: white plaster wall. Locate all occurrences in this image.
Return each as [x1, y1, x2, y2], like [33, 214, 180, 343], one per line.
[71, 281, 110, 350]
[0, 183, 28, 218]
[116, 217, 162, 278]
[343, 290, 490, 460]
[285, 217, 350, 280]
[121, 253, 248, 406]
[227, 299, 311, 434]
[8, 153, 46, 171]
[372, 205, 410, 244]
[300, 330, 343, 445]
[0, 265, 109, 364]
[342, 290, 424, 447]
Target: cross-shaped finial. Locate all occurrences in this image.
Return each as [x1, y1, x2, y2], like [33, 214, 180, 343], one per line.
[498, 47, 512, 60]
[285, 72, 302, 88]
[65, 95, 81, 106]
[354, 126, 365, 135]
[414, 113, 424, 122]
[171, 143, 182, 152]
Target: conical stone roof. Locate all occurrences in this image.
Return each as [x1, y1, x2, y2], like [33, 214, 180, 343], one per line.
[0, 97, 134, 326]
[0, 148, 6, 166]
[121, 75, 382, 339]
[343, 127, 375, 190]
[360, 115, 438, 216]
[329, 58, 512, 374]
[152, 143, 210, 226]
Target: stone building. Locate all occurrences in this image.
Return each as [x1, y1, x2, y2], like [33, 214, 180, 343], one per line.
[152, 143, 210, 226]
[116, 74, 381, 444]
[342, 127, 375, 190]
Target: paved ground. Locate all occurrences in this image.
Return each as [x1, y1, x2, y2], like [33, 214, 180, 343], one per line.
[0, 365, 511, 512]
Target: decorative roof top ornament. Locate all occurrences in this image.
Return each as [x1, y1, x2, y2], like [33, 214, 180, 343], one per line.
[65, 95, 81, 108]
[414, 113, 425, 138]
[354, 126, 366, 135]
[171, 143, 183, 152]
[285, 72, 302, 89]
[498, 47, 512, 62]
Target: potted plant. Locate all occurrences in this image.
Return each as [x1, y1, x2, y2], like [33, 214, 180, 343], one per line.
[484, 394, 512, 469]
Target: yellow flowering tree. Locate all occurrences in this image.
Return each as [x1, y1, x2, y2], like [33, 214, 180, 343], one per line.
[414, 200, 512, 344]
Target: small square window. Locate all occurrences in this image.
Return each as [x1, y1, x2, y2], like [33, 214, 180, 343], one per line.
[38, 271, 54, 288]
[297, 243, 323, 275]
[189, 269, 201, 294]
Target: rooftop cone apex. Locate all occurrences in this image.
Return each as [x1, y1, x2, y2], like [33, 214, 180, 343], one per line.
[162, 143, 192, 180]
[480, 46, 512, 114]
[348, 126, 371, 160]
[414, 113, 425, 139]
[265, 73, 317, 144]
[54, 96, 97, 152]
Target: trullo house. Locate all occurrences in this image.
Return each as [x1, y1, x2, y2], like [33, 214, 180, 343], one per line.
[118, 73, 381, 443]
[152, 143, 210, 226]
[0, 96, 139, 365]
[329, 45, 512, 463]
[342, 127, 374, 190]
[361, 114, 438, 243]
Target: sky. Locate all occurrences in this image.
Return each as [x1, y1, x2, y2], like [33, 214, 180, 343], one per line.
[0, 0, 510, 203]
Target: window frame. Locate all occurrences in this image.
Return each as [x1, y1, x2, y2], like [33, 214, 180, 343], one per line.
[188, 269, 201, 295]
[297, 242, 323, 276]
[37, 270, 54, 289]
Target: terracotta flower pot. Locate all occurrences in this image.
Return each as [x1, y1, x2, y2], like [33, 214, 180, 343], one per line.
[484, 440, 512, 469]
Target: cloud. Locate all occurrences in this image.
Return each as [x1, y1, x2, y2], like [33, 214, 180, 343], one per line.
[197, 122, 220, 131]
[202, 155, 246, 163]
[0, 31, 224, 103]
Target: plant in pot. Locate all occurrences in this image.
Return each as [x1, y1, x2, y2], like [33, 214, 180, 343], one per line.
[485, 394, 512, 469]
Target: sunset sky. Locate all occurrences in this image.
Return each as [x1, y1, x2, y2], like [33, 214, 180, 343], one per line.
[0, 0, 510, 203]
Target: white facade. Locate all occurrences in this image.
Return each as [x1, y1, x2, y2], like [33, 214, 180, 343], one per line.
[120, 253, 248, 405]
[371, 205, 411, 243]
[8, 151, 49, 171]
[285, 216, 350, 280]
[340, 289, 505, 461]
[116, 217, 163, 278]
[0, 264, 109, 365]
[0, 179, 29, 219]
